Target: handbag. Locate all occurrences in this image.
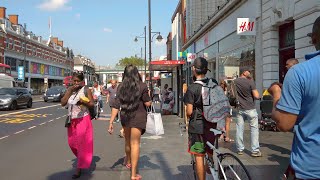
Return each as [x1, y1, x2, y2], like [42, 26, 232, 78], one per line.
[146, 105, 164, 135]
[65, 91, 79, 128]
[228, 81, 240, 108]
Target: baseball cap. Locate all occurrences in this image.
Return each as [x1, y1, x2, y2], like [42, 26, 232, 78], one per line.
[192, 57, 211, 72]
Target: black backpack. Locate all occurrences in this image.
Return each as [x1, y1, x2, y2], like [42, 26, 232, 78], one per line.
[84, 86, 97, 120]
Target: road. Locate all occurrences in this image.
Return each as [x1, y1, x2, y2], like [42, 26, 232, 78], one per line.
[0, 99, 294, 180]
[0, 100, 124, 180]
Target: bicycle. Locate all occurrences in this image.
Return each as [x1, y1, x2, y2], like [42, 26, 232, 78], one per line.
[191, 128, 251, 180]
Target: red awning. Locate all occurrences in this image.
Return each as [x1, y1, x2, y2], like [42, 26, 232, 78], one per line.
[0, 63, 10, 68]
[149, 60, 185, 71]
[145, 76, 160, 81]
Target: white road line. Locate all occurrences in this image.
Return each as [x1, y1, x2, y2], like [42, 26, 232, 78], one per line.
[28, 126, 36, 130]
[48, 120, 54, 122]
[56, 117, 60, 119]
[14, 130, 25, 134]
[0, 135, 9, 140]
[39, 122, 46, 125]
[0, 104, 60, 117]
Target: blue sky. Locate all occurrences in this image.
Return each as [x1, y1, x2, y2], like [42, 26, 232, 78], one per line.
[2, 0, 179, 66]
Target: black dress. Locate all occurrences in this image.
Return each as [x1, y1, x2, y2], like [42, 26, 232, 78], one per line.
[112, 82, 151, 134]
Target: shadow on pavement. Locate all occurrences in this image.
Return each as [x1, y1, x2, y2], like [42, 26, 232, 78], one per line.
[110, 156, 125, 169]
[46, 156, 101, 180]
[260, 143, 291, 155]
[139, 155, 161, 170]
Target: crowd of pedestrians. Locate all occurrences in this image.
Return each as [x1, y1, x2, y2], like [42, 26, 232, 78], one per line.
[59, 16, 320, 180]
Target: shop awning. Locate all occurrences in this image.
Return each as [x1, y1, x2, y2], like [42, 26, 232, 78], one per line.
[149, 60, 185, 71]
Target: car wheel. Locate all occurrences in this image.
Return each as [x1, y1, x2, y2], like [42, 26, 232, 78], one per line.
[27, 99, 32, 108]
[44, 99, 48, 102]
[10, 101, 17, 110]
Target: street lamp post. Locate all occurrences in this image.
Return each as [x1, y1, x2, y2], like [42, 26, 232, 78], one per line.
[134, 26, 147, 81]
[148, 0, 163, 95]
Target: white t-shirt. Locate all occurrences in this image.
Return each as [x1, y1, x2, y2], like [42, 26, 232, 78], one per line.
[68, 87, 89, 119]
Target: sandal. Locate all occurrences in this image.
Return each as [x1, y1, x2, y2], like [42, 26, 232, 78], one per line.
[72, 169, 82, 179]
[131, 174, 142, 180]
[126, 163, 132, 169]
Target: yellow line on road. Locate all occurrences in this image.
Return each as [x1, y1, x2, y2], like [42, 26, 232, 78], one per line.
[0, 104, 60, 117]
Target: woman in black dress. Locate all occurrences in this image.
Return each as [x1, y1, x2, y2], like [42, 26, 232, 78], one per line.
[108, 65, 151, 180]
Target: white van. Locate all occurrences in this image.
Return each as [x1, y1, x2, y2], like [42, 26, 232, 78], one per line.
[0, 74, 15, 88]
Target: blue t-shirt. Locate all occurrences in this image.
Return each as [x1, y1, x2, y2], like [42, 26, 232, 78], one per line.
[277, 51, 320, 179]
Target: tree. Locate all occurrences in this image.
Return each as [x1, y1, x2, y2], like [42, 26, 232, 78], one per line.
[117, 56, 145, 67]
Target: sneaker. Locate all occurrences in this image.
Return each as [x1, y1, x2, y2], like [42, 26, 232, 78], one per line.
[251, 151, 262, 157]
[237, 151, 244, 155]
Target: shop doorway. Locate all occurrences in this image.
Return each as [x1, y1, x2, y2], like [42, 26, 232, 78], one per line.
[279, 21, 295, 83]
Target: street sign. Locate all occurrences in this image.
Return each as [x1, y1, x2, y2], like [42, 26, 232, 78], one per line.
[17, 66, 24, 81]
[237, 18, 256, 35]
[187, 53, 196, 62]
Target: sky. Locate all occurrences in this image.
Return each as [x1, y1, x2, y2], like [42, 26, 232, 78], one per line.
[1, 0, 179, 67]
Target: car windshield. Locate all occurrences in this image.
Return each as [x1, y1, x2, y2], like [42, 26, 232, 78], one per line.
[47, 86, 65, 93]
[0, 88, 15, 95]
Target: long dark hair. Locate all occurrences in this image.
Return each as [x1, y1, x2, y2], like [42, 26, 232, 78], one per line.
[117, 65, 142, 119]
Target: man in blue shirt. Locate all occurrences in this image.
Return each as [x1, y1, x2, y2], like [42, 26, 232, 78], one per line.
[269, 16, 320, 179]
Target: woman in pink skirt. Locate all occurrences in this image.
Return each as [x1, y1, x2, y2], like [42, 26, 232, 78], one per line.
[61, 72, 94, 179]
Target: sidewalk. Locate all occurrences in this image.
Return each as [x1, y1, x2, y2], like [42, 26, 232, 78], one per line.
[139, 115, 294, 180]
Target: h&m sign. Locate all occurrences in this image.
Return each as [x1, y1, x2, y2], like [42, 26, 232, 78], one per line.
[237, 18, 256, 35]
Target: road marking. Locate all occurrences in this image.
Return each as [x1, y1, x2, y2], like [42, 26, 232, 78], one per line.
[14, 130, 25, 134]
[39, 122, 46, 125]
[56, 117, 61, 119]
[141, 135, 163, 140]
[0, 104, 60, 117]
[28, 126, 36, 130]
[48, 119, 54, 122]
[0, 136, 9, 140]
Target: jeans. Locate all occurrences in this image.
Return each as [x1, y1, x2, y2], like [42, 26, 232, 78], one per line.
[235, 109, 260, 153]
[98, 96, 103, 109]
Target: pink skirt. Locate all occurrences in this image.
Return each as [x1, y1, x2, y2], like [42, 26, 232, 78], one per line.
[67, 115, 93, 169]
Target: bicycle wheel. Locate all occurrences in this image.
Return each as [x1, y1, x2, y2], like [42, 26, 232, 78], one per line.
[191, 155, 198, 180]
[218, 153, 252, 180]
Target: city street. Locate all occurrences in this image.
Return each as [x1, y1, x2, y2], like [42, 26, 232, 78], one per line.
[0, 98, 294, 180]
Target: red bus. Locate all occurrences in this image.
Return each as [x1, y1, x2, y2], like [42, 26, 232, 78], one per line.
[63, 76, 72, 88]
[0, 63, 11, 76]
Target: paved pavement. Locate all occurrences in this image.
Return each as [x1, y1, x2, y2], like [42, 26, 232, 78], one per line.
[0, 101, 293, 180]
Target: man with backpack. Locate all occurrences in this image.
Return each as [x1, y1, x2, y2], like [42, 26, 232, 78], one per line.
[184, 57, 230, 180]
[233, 68, 261, 157]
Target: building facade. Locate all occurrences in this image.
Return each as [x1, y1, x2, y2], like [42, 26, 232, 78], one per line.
[261, 0, 320, 89]
[73, 55, 96, 86]
[0, 7, 74, 94]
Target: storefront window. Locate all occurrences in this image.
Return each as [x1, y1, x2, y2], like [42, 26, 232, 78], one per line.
[218, 44, 255, 81]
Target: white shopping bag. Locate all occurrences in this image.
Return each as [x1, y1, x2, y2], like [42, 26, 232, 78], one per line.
[146, 105, 164, 135]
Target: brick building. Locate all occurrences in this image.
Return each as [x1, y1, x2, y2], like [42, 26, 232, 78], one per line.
[0, 7, 74, 93]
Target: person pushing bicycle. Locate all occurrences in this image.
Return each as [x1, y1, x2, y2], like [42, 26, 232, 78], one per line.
[184, 57, 219, 180]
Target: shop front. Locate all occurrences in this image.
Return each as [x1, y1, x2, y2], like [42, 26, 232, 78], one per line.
[150, 60, 185, 116]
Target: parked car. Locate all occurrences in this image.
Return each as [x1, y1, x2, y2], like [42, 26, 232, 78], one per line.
[0, 87, 33, 110]
[43, 86, 67, 102]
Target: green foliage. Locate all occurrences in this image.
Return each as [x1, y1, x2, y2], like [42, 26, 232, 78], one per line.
[117, 56, 145, 67]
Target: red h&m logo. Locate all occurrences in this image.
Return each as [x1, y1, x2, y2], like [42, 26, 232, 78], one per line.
[237, 18, 256, 35]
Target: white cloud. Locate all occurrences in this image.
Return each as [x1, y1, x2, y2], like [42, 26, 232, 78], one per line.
[103, 28, 113, 33]
[38, 0, 72, 11]
[75, 13, 81, 19]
